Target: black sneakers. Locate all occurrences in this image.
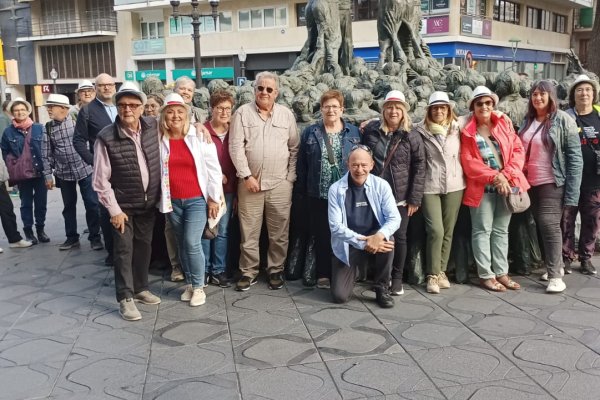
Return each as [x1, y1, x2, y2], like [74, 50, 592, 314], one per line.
[211, 272, 232, 288]
[375, 288, 395, 308]
[236, 276, 257, 291]
[23, 228, 38, 245]
[36, 229, 50, 243]
[90, 238, 104, 251]
[268, 272, 284, 290]
[390, 279, 404, 296]
[58, 238, 80, 251]
[581, 260, 597, 275]
[104, 254, 114, 267]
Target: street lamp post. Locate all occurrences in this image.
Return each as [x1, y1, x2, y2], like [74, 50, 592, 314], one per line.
[50, 68, 58, 93]
[509, 38, 521, 72]
[170, 0, 220, 88]
[238, 47, 247, 79]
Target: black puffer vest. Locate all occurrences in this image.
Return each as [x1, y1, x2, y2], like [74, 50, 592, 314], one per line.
[96, 116, 160, 214]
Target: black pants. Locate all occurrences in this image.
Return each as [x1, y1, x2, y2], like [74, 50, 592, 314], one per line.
[0, 181, 23, 243]
[112, 210, 155, 302]
[100, 204, 114, 256]
[331, 247, 394, 304]
[308, 197, 332, 280]
[530, 183, 564, 279]
[392, 205, 409, 281]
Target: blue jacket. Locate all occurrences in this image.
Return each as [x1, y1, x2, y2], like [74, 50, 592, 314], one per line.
[328, 173, 401, 266]
[520, 109, 583, 206]
[1, 123, 45, 174]
[296, 120, 361, 198]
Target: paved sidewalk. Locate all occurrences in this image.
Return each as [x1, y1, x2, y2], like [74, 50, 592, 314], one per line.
[2, 191, 600, 399]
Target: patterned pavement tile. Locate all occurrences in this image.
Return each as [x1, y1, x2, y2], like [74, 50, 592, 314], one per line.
[441, 376, 552, 400]
[387, 318, 484, 351]
[490, 334, 600, 377]
[325, 353, 437, 399]
[238, 362, 341, 400]
[142, 373, 239, 400]
[531, 368, 600, 400]
[227, 307, 308, 340]
[147, 341, 235, 382]
[410, 342, 525, 388]
[152, 312, 229, 347]
[0, 335, 73, 367]
[0, 363, 60, 400]
[233, 331, 320, 371]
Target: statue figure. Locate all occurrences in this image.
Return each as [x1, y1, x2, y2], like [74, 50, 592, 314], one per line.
[338, 0, 353, 75]
[377, 0, 426, 69]
[141, 75, 164, 95]
[495, 71, 528, 130]
[292, 0, 343, 76]
[567, 48, 585, 76]
[343, 88, 379, 124]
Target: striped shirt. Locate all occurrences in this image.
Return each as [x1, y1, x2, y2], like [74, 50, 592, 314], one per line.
[42, 118, 93, 182]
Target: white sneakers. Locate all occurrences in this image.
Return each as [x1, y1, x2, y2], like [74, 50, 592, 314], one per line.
[9, 240, 33, 248]
[181, 285, 193, 301]
[546, 278, 566, 293]
[180, 285, 206, 306]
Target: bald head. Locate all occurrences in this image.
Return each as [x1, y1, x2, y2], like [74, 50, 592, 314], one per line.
[347, 147, 374, 186]
[95, 73, 116, 103]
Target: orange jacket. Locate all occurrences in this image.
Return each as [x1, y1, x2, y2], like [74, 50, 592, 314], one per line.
[460, 111, 530, 207]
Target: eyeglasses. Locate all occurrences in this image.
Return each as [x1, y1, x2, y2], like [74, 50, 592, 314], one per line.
[117, 103, 142, 111]
[322, 105, 340, 110]
[215, 106, 232, 113]
[256, 85, 275, 94]
[475, 100, 494, 108]
[576, 87, 594, 94]
[97, 83, 115, 89]
[350, 144, 372, 155]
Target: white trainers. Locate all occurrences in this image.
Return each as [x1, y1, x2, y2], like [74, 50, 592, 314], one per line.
[189, 288, 206, 307]
[541, 267, 564, 282]
[181, 285, 193, 302]
[0, 247, 3, 253]
[546, 278, 566, 293]
[119, 298, 142, 321]
[9, 239, 33, 248]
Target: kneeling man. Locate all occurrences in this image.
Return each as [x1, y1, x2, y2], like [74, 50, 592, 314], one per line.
[328, 145, 400, 308]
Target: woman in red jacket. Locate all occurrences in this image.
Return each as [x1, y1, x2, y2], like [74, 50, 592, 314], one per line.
[461, 86, 529, 292]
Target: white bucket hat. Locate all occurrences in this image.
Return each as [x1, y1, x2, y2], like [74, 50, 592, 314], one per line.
[427, 91, 452, 107]
[569, 74, 599, 105]
[8, 97, 33, 115]
[467, 86, 499, 111]
[383, 90, 410, 111]
[45, 94, 71, 108]
[161, 92, 190, 111]
[113, 81, 147, 106]
[76, 80, 95, 93]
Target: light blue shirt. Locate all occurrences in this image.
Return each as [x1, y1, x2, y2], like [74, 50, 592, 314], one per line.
[328, 172, 401, 266]
[97, 98, 117, 122]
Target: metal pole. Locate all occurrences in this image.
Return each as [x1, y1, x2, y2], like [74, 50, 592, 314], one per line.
[240, 61, 246, 78]
[52, 78, 57, 93]
[192, 15, 202, 88]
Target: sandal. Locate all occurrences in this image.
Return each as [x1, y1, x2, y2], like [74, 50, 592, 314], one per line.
[496, 275, 521, 290]
[480, 278, 507, 292]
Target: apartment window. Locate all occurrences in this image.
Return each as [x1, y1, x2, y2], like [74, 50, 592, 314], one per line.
[40, 0, 76, 35]
[460, 0, 487, 17]
[169, 12, 232, 35]
[40, 41, 115, 79]
[137, 60, 165, 71]
[141, 22, 164, 39]
[238, 7, 287, 29]
[554, 14, 566, 33]
[296, 3, 307, 27]
[526, 7, 551, 31]
[494, 0, 520, 25]
[353, 0, 378, 21]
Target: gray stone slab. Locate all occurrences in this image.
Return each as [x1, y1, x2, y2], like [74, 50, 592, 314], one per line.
[312, 325, 404, 361]
[441, 376, 552, 400]
[410, 342, 525, 388]
[387, 318, 484, 351]
[0, 335, 73, 367]
[153, 311, 229, 347]
[490, 334, 600, 377]
[238, 362, 341, 400]
[227, 291, 297, 311]
[143, 373, 239, 400]
[233, 331, 320, 370]
[325, 353, 437, 398]
[227, 307, 308, 340]
[147, 341, 235, 382]
[0, 363, 59, 400]
[531, 368, 600, 399]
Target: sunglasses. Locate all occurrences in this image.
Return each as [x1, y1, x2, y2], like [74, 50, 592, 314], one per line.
[475, 100, 494, 108]
[256, 85, 275, 94]
[350, 144, 373, 155]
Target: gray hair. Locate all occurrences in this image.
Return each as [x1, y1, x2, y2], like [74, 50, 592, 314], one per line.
[174, 76, 196, 91]
[255, 71, 279, 89]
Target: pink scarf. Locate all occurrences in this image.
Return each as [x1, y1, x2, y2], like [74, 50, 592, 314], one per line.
[12, 117, 33, 131]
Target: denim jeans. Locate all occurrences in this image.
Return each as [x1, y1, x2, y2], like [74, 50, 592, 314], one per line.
[469, 192, 512, 279]
[202, 193, 234, 275]
[57, 175, 100, 241]
[168, 196, 208, 288]
[19, 177, 47, 229]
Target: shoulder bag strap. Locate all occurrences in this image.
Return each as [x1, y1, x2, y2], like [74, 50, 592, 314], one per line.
[380, 134, 402, 177]
[524, 121, 546, 164]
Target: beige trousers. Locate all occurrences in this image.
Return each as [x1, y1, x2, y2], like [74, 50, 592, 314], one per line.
[237, 179, 293, 278]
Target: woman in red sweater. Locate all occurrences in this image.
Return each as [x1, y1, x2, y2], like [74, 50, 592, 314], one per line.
[158, 93, 223, 307]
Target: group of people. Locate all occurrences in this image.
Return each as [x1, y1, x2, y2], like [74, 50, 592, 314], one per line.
[0, 70, 598, 320]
